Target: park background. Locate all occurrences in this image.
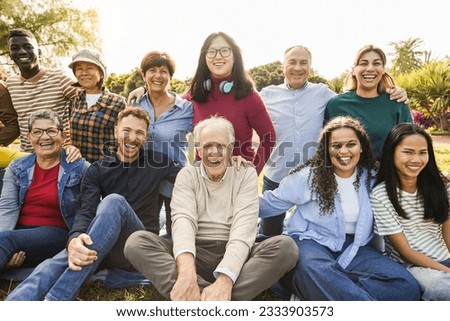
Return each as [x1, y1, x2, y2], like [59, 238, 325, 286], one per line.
[0, 0, 449, 300]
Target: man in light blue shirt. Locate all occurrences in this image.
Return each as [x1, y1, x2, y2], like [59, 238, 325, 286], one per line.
[259, 46, 407, 237]
[259, 46, 336, 236]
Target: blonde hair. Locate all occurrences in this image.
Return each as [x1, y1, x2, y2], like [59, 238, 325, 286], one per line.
[344, 45, 395, 93]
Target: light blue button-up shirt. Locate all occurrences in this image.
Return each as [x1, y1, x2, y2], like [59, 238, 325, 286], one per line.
[134, 92, 193, 197]
[259, 166, 375, 269]
[260, 82, 336, 183]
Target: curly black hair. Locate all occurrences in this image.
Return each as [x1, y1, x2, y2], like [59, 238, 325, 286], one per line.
[290, 116, 378, 214]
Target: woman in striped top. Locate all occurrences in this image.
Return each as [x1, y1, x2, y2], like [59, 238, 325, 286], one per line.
[371, 123, 450, 300]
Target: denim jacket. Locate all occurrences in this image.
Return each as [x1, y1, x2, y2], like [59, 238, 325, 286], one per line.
[0, 150, 89, 231]
[259, 166, 375, 269]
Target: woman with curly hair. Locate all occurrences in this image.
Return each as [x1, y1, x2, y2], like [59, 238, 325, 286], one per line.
[259, 116, 420, 300]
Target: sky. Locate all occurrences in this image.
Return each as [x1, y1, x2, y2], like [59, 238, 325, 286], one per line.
[70, 0, 450, 81]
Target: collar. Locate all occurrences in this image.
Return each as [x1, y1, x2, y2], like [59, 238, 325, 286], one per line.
[144, 91, 185, 110]
[200, 162, 229, 182]
[285, 80, 308, 91]
[18, 68, 46, 85]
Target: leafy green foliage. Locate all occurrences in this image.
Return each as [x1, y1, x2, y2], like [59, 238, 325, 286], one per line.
[388, 37, 428, 76]
[0, 0, 100, 70]
[170, 78, 190, 95]
[249, 61, 284, 91]
[249, 61, 329, 91]
[396, 59, 450, 132]
[327, 73, 348, 94]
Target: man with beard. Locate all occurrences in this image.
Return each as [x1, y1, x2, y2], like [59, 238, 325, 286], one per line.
[124, 115, 298, 301]
[6, 107, 181, 300]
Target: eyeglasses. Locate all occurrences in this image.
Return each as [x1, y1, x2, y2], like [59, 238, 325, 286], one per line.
[30, 128, 61, 138]
[206, 47, 232, 59]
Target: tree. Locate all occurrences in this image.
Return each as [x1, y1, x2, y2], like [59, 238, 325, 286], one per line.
[249, 61, 284, 91]
[327, 72, 348, 94]
[170, 78, 190, 95]
[396, 59, 450, 133]
[104, 68, 189, 99]
[0, 0, 100, 71]
[249, 61, 329, 91]
[388, 37, 427, 76]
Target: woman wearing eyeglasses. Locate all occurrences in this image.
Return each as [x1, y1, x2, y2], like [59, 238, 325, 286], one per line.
[0, 109, 89, 275]
[186, 32, 275, 174]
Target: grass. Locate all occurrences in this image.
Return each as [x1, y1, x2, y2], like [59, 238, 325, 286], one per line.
[0, 279, 282, 301]
[434, 143, 450, 174]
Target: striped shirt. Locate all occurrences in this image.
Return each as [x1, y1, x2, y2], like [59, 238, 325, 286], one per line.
[6, 69, 78, 152]
[65, 89, 126, 163]
[371, 182, 450, 263]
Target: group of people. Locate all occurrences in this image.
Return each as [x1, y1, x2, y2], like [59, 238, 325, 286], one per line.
[0, 27, 448, 301]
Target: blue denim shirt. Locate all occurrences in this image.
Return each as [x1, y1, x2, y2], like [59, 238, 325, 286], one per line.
[134, 92, 193, 197]
[259, 166, 375, 268]
[0, 150, 89, 231]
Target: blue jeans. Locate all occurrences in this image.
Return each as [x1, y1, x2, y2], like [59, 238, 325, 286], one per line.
[259, 176, 284, 236]
[6, 194, 145, 301]
[0, 225, 68, 270]
[291, 236, 421, 300]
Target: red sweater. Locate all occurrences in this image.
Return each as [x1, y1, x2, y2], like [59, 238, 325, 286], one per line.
[186, 78, 275, 174]
[18, 163, 65, 227]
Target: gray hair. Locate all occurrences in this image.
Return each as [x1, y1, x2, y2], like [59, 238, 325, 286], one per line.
[193, 115, 235, 145]
[28, 109, 63, 131]
[284, 45, 312, 62]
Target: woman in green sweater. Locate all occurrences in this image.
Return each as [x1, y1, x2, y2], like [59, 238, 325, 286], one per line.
[325, 45, 412, 159]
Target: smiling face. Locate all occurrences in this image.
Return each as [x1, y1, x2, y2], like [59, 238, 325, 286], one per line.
[197, 127, 232, 181]
[328, 127, 362, 178]
[115, 115, 148, 163]
[74, 61, 103, 93]
[353, 50, 385, 95]
[205, 36, 234, 79]
[28, 119, 64, 162]
[394, 134, 429, 186]
[283, 47, 311, 89]
[143, 65, 171, 94]
[8, 36, 40, 76]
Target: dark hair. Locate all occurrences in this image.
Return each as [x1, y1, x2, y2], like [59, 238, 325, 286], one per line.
[344, 45, 396, 93]
[376, 123, 449, 223]
[290, 116, 377, 214]
[140, 51, 176, 78]
[189, 31, 254, 102]
[7, 28, 37, 41]
[117, 107, 150, 129]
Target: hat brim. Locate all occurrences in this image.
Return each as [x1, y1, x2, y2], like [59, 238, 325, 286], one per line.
[68, 58, 105, 77]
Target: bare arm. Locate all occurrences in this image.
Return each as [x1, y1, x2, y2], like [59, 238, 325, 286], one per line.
[127, 86, 146, 105]
[387, 232, 450, 273]
[170, 252, 201, 301]
[386, 87, 408, 103]
[201, 273, 233, 301]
